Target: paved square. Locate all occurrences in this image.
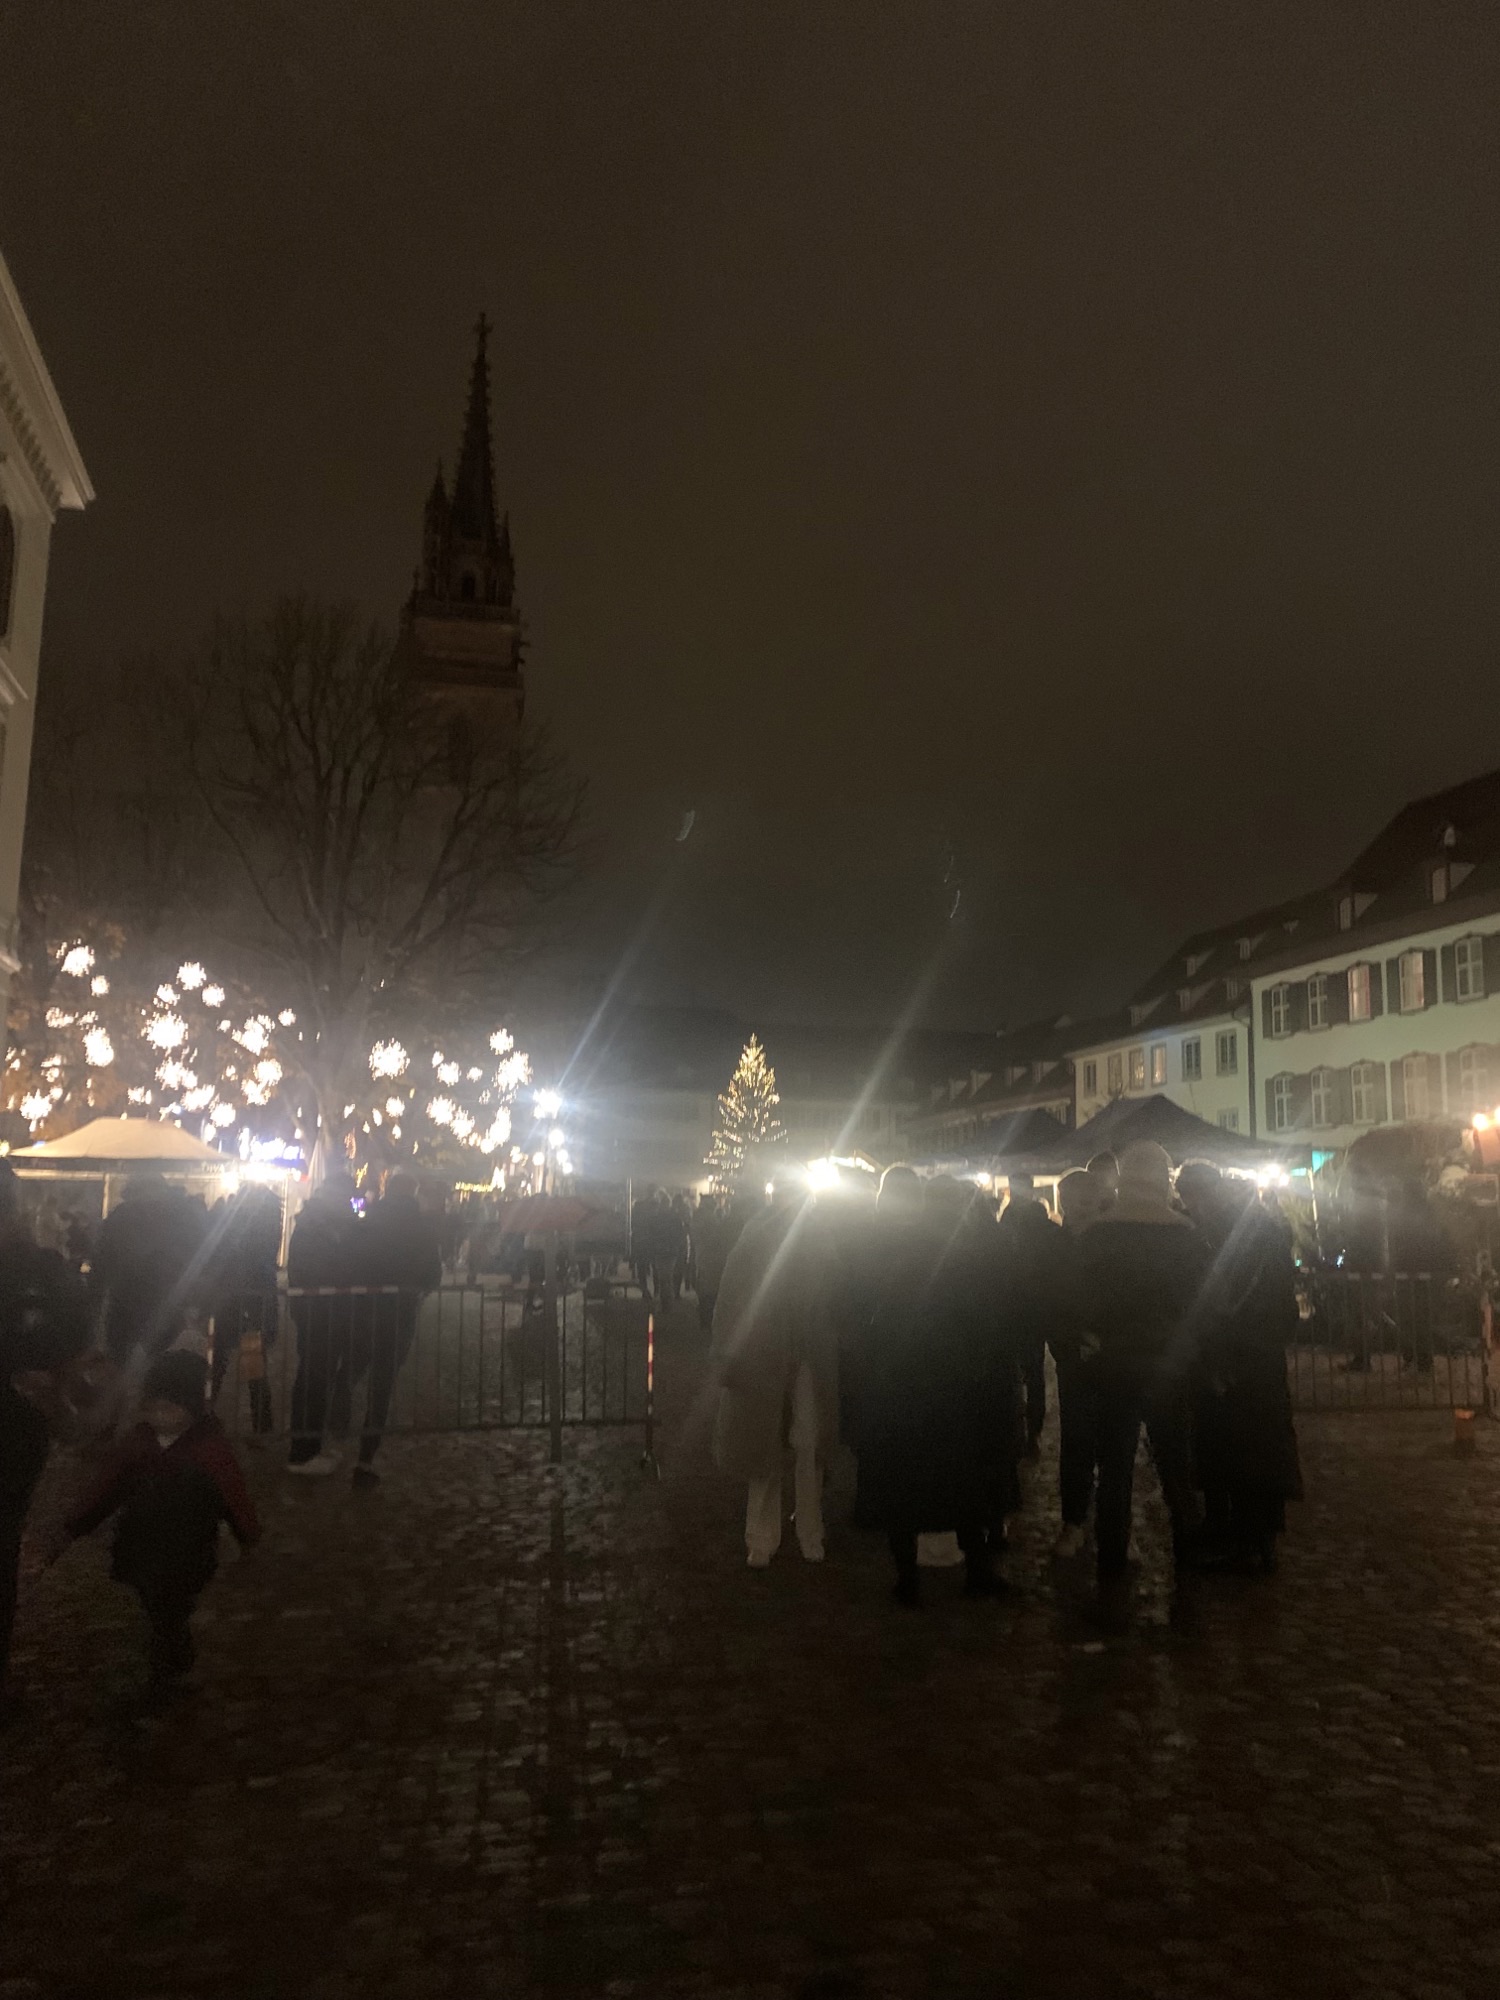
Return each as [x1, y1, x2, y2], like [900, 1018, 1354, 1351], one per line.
[4, 1311, 1499, 1999]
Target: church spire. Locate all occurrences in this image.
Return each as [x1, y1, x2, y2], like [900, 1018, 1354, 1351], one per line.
[449, 312, 499, 553]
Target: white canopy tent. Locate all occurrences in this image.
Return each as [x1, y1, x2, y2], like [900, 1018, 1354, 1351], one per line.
[11, 1116, 237, 1216]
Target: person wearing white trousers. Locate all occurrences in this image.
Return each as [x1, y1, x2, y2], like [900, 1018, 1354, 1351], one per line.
[711, 1197, 841, 1570]
[744, 1359, 825, 1565]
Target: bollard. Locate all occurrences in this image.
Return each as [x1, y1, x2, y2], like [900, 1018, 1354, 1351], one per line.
[1454, 1407, 1477, 1456]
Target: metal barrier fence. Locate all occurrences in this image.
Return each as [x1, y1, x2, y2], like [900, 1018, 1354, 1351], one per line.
[206, 1279, 656, 1463]
[1290, 1270, 1489, 1412]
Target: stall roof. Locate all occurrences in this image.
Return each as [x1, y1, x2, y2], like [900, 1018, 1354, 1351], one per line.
[14, 1117, 229, 1164]
[1034, 1094, 1303, 1174]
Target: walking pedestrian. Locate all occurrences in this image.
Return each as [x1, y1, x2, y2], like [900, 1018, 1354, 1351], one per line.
[711, 1193, 840, 1567]
[1078, 1141, 1208, 1617]
[50, 1348, 259, 1691]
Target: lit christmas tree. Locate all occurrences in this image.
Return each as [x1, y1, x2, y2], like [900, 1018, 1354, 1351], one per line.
[707, 1034, 784, 1193]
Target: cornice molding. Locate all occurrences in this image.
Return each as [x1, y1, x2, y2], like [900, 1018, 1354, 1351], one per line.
[0, 251, 93, 514]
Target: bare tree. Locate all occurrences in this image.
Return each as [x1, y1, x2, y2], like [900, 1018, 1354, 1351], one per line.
[170, 596, 582, 1155]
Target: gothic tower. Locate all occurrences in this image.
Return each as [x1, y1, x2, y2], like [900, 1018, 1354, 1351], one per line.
[397, 316, 525, 735]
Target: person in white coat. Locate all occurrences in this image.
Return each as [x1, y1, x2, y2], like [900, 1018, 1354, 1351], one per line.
[710, 1194, 840, 1567]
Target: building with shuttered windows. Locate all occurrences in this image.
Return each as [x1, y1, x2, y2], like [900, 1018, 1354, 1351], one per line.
[1248, 770, 1500, 1145]
[0, 250, 92, 1020]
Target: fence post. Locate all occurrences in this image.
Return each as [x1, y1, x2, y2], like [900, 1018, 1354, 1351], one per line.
[545, 1237, 563, 1465]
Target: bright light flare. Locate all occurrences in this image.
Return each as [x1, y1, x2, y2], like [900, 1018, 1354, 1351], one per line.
[535, 1088, 562, 1120]
[805, 1158, 841, 1193]
[370, 1040, 409, 1079]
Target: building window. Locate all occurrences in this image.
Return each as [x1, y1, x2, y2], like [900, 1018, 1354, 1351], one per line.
[1402, 1053, 1431, 1120]
[1150, 1045, 1167, 1086]
[1269, 1074, 1294, 1132]
[1238, 938, 1252, 961]
[1398, 950, 1425, 1013]
[1349, 963, 1372, 1022]
[1456, 935, 1484, 1002]
[1082, 1059, 1098, 1096]
[1217, 1109, 1239, 1132]
[1460, 1046, 1488, 1111]
[1107, 1052, 1124, 1095]
[1129, 1046, 1146, 1089]
[1181, 1038, 1202, 1082]
[1269, 984, 1290, 1037]
[1216, 1029, 1238, 1076]
[1337, 894, 1354, 931]
[1311, 1068, 1334, 1128]
[1351, 1061, 1379, 1124]
[1224, 976, 1242, 1001]
[1308, 973, 1328, 1029]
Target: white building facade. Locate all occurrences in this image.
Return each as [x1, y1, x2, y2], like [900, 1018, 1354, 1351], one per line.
[1251, 912, 1500, 1149]
[0, 251, 92, 1017]
[1071, 1003, 1253, 1134]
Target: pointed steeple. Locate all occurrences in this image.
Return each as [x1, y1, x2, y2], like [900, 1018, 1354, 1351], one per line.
[398, 315, 526, 736]
[450, 312, 499, 552]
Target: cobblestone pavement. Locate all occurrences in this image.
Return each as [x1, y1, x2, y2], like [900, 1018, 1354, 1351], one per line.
[5, 1306, 1500, 1999]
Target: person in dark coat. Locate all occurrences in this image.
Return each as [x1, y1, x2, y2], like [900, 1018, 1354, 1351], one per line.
[996, 1176, 1059, 1457]
[0, 1165, 91, 1708]
[88, 1174, 209, 1363]
[1047, 1169, 1111, 1558]
[206, 1187, 282, 1434]
[1078, 1141, 1209, 1605]
[1178, 1167, 1304, 1570]
[52, 1348, 260, 1687]
[859, 1171, 1017, 1606]
[285, 1174, 361, 1475]
[354, 1174, 443, 1483]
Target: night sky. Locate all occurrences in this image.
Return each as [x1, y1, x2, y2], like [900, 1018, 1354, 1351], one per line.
[3, 4, 1497, 1033]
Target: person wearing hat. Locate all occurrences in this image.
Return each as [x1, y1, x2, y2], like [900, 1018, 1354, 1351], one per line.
[1, 1163, 91, 1712]
[1077, 1140, 1209, 1609]
[51, 1348, 260, 1687]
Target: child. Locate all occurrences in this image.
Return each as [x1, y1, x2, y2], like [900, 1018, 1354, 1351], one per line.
[53, 1349, 260, 1685]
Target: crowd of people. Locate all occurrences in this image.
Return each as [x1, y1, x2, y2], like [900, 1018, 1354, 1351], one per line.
[0, 1163, 445, 1711]
[708, 1141, 1303, 1617]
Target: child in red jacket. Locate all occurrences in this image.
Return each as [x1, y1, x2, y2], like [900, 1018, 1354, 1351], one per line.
[53, 1349, 260, 1685]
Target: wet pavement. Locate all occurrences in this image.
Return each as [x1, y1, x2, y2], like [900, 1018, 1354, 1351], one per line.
[5, 1303, 1500, 1999]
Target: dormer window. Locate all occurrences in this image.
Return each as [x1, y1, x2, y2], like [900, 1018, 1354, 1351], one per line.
[1337, 894, 1354, 931]
[1177, 987, 1191, 1010]
[1443, 823, 1458, 848]
[1431, 863, 1449, 905]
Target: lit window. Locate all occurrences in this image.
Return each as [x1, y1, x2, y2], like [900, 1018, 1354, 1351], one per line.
[1351, 1061, 1379, 1125]
[1129, 1046, 1146, 1089]
[1348, 964, 1372, 1022]
[1311, 1068, 1334, 1128]
[1150, 1045, 1167, 1087]
[1307, 973, 1328, 1029]
[1270, 1075, 1294, 1132]
[1398, 950, 1425, 1013]
[1216, 1029, 1238, 1076]
[1402, 1053, 1430, 1121]
[1107, 1052, 1124, 1095]
[1460, 1046, 1488, 1110]
[1181, 1038, 1202, 1082]
[1269, 985, 1290, 1037]
[1456, 936, 1484, 1002]
[1082, 1059, 1098, 1096]
[1216, 1109, 1239, 1132]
